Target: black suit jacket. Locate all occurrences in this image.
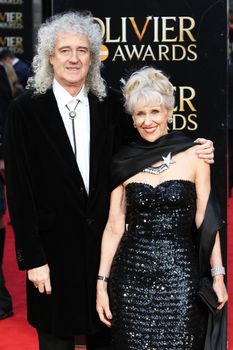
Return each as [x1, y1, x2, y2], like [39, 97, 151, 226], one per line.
[4, 88, 131, 335]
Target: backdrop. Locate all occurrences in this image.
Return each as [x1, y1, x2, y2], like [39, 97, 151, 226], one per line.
[0, 0, 32, 65]
[51, 0, 228, 259]
[1, 2, 227, 231]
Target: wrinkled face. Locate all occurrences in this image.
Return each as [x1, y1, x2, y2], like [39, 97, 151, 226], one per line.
[49, 32, 92, 95]
[132, 102, 171, 142]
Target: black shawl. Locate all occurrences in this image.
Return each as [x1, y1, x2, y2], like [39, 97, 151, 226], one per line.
[111, 131, 195, 190]
[197, 194, 227, 350]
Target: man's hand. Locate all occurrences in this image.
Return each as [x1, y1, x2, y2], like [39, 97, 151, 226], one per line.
[194, 138, 215, 164]
[27, 264, 52, 294]
[0, 159, 4, 171]
[0, 159, 5, 184]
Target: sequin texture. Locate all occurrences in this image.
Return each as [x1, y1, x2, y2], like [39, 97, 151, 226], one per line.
[108, 180, 207, 350]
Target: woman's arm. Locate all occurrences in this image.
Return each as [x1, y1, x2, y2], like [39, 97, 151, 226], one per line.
[210, 233, 228, 309]
[195, 158, 228, 309]
[96, 184, 126, 327]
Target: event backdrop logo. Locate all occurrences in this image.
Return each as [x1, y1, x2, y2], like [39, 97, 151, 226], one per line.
[0, 36, 23, 53]
[95, 16, 197, 62]
[0, 0, 23, 4]
[0, 11, 23, 29]
[94, 15, 198, 130]
[173, 86, 197, 131]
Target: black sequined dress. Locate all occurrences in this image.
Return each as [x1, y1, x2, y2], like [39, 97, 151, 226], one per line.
[108, 179, 207, 350]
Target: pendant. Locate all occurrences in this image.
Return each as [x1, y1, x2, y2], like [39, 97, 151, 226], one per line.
[69, 110, 76, 119]
[143, 152, 175, 175]
[162, 152, 175, 167]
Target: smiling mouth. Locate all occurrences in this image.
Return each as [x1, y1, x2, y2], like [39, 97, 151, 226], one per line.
[143, 127, 157, 135]
[66, 67, 80, 71]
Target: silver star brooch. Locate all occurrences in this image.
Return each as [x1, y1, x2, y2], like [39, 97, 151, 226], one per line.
[162, 152, 175, 168]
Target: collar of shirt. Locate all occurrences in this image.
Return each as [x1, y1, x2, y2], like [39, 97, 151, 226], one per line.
[52, 79, 88, 112]
[52, 79, 90, 195]
[12, 57, 19, 66]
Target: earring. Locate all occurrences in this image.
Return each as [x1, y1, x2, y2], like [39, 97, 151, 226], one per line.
[168, 117, 173, 124]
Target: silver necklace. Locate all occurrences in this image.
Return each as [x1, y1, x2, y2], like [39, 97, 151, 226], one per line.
[66, 99, 80, 120]
[142, 152, 175, 175]
[65, 100, 80, 158]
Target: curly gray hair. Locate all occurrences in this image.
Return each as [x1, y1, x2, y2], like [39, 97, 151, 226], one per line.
[27, 11, 106, 100]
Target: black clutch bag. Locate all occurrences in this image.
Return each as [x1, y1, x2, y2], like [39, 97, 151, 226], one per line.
[198, 277, 219, 313]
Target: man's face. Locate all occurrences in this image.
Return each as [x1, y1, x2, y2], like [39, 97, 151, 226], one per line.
[49, 32, 92, 95]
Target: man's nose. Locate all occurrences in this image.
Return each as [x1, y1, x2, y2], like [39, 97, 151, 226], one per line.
[69, 50, 79, 62]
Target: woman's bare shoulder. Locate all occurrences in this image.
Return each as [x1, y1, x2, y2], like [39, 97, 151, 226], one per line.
[184, 145, 202, 162]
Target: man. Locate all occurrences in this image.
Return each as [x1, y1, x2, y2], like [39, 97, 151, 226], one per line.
[0, 48, 22, 97]
[0, 48, 30, 88]
[4, 10, 214, 350]
[228, 50, 233, 196]
[0, 62, 13, 320]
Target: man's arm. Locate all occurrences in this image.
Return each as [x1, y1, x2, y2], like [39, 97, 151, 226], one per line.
[194, 138, 214, 164]
[4, 98, 47, 270]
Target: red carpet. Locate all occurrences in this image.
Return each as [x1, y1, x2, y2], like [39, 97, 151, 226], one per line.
[228, 195, 233, 350]
[0, 210, 84, 349]
[1, 211, 38, 350]
[1, 198, 233, 349]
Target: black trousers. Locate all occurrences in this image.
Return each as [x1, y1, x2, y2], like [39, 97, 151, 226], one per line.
[0, 265, 13, 314]
[37, 329, 75, 350]
[229, 129, 233, 193]
[0, 227, 13, 317]
[86, 328, 110, 350]
[37, 328, 110, 350]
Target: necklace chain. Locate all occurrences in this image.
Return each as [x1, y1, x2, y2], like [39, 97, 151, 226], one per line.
[143, 164, 168, 175]
[65, 100, 80, 158]
[65, 100, 80, 120]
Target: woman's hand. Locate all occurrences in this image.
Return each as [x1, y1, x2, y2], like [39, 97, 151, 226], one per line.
[194, 138, 215, 164]
[213, 275, 228, 310]
[96, 281, 112, 327]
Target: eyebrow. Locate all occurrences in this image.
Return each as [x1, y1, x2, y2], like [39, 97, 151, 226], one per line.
[58, 45, 89, 50]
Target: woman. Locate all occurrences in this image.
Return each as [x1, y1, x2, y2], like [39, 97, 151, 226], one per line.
[96, 67, 228, 349]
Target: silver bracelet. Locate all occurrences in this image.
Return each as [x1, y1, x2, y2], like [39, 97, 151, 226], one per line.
[211, 266, 225, 277]
[97, 275, 109, 282]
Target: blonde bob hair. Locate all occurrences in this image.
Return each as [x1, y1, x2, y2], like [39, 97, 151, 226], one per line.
[122, 66, 175, 114]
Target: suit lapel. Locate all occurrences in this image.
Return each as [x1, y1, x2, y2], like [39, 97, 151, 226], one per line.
[89, 94, 107, 194]
[37, 90, 86, 191]
[38, 91, 106, 199]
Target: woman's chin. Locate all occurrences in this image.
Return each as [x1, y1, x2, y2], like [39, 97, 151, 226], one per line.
[140, 131, 162, 142]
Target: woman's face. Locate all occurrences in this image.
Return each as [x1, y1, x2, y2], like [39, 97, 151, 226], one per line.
[132, 102, 171, 143]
